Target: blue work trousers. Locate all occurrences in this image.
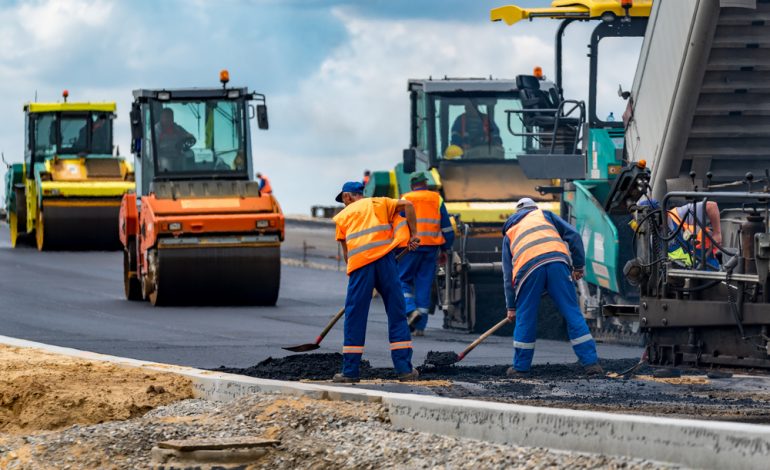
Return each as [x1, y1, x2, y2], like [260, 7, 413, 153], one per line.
[343, 251, 413, 377]
[513, 262, 598, 371]
[398, 247, 438, 330]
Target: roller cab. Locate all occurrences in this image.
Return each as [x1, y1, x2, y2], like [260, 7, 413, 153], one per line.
[121, 74, 284, 306]
[4, 96, 134, 250]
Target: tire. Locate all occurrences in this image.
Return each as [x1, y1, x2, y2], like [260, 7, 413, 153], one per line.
[123, 238, 142, 301]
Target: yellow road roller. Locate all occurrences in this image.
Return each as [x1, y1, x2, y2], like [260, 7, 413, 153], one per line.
[4, 91, 135, 250]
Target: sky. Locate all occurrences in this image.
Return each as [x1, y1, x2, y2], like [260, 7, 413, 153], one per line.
[0, 0, 642, 214]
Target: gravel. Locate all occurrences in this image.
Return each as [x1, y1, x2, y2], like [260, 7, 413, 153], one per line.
[0, 393, 682, 469]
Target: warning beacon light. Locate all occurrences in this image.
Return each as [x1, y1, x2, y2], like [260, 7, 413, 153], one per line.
[62, 89, 69, 103]
[220, 69, 230, 87]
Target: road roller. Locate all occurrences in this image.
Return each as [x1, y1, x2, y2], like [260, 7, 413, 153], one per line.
[4, 92, 135, 250]
[120, 71, 284, 306]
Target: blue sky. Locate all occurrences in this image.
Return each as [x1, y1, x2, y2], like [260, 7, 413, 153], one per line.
[0, 0, 640, 213]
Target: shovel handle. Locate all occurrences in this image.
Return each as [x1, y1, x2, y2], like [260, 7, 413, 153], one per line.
[316, 307, 346, 345]
[458, 317, 511, 360]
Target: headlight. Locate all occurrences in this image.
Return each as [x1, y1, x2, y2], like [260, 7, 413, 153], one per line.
[168, 222, 182, 231]
[256, 220, 269, 228]
[227, 90, 240, 99]
[156, 91, 171, 101]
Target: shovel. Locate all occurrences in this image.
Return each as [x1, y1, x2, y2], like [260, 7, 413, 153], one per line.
[425, 317, 512, 366]
[282, 306, 345, 352]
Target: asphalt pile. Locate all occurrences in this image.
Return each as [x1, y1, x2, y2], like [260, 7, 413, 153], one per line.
[217, 353, 770, 423]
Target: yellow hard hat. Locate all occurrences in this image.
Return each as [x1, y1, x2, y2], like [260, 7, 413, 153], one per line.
[444, 145, 464, 159]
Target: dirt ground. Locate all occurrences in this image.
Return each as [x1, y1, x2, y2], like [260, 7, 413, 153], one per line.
[0, 345, 192, 435]
[218, 353, 770, 424]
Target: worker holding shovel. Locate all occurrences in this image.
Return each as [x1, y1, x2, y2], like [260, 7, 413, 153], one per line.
[502, 198, 602, 378]
[331, 181, 421, 383]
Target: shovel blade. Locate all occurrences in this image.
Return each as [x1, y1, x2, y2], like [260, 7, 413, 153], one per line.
[424, 350, 460, 366]
[282, 343, 321, 353]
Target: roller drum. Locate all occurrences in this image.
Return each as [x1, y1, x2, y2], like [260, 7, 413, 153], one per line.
[150, 244, 281, 306]
[38, 201, 122, 250]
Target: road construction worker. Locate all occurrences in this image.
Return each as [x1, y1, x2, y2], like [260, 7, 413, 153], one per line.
[638, 199, 722, 269]
[450, 102, 501, 151]
[256, 172, 273, 194]
[502, 197, 602, 377]
[398, 173, 455, 336]
[155, 108, 196, 171]
[363, 170, 371, 186]
[332, 181, 421, 383]
[667, 201, 722, 269]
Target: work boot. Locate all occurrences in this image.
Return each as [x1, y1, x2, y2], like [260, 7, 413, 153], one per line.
[584, 363, 604, 377]
[398, 369, 420, 382]
[506, 367, 531, 378]
[414, 329, 425, 337]
[332, 373, 360, 384]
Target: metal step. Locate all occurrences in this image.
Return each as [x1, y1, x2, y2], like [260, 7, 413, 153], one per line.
[690, 115, 770, 138]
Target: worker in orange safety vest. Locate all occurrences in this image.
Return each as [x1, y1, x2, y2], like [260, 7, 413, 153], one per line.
[397, 172, 455, 336]
[332, 181, 421, 383]
[502, 198, 601, 378]
[256, 172, 272, 194]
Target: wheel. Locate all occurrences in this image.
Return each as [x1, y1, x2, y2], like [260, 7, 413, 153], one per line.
[123, 239, 142, 301]
[35, 210, 47, 251]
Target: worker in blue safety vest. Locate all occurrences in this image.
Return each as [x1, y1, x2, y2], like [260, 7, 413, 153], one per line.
[397, 173, 455, 336]
[502, 198, 602, 377]
[332, 181, 421, 383]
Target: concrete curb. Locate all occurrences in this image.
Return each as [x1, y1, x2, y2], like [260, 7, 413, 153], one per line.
[3, 335, 770, 469]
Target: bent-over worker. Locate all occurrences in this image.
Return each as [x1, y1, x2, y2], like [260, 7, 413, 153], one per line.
[502, 198, 602, 377]
[332, 181, 421, 383]
[398, 173, 454, 336]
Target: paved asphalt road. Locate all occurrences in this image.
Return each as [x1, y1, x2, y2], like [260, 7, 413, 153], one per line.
[0, 220, 641, 370]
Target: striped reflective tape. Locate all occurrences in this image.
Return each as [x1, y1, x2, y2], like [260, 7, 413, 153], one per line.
[346, 224, 391, 242]
[343, 345, 365, 354]
[416, 218, 441, 224]
[390, 341, 413, 350]
[347, 238, 394, 256]
[511, 237, 566, 265]
[510, 224, 556, 252]
[513, 340, 535, 350]
[404, 292, 415, 298]
[394, 220, 407, 231]
[417, 231, 441, 237]
[442, 226, 454, 233]
[417, 307, 430, 314]
[570, 334, 594, 346]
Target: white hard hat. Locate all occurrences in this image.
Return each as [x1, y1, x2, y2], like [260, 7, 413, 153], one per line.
[516, 198, 536, 210]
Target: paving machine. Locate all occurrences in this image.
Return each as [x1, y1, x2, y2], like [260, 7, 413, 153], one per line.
[120, 72, 284, 306]
[495, 0, 770, 368]
[366, 78, 579, 334]
[4, 92, 134, 250]
[492, 0, 652, 343]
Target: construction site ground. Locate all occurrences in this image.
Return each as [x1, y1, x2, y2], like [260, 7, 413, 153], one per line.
[2, 218, 770, 466]
[0, 344, 678, 469]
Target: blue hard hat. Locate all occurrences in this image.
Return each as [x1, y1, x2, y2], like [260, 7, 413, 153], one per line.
[335, 181, 364, 203]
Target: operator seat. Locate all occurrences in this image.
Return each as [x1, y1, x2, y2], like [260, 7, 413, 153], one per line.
[517, 75, 556, 128]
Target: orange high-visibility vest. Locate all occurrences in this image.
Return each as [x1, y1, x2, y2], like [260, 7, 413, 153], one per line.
[505, 209, 569, 282]
[668, 209, 714, 252]
[399, 190, 445, 247]
[334, 198, 408, 274]
[261, 176, 273, 194]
